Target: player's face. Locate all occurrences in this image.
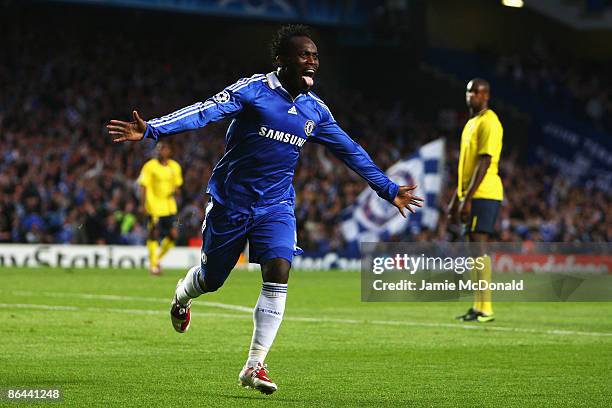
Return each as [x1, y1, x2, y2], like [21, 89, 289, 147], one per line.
[157, 144, 171, 160]
[282, 36, 319, 92]
[465, 81, 488, 110]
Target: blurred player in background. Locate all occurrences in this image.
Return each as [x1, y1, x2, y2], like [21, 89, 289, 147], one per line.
[448, 78, 503, 323]
[138, 141, 183, 275]
[108, 24, 423, 394]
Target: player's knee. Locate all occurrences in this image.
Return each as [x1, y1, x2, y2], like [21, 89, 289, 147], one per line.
[149, 228, 160, 240]
[198, 274, 224, 293]
[262, 258, 291, 284]
[470, 232, 489, 242]
[169, 227, 179, 241]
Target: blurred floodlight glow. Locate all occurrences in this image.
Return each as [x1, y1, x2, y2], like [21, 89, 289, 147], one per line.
[502, 0, 524, 7]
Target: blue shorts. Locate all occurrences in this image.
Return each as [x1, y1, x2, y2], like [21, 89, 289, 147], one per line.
[147, 215, 177, 238]
[465, 198, 501, 235]
[198, 198, 302, 290]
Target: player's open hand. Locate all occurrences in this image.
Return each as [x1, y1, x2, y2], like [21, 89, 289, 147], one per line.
[107, 110, 147, 143]
[392, 185, 424, 218]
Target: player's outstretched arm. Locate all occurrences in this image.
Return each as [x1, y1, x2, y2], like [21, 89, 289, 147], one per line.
[108, 76, 260, 142]
[310, 113, 424, 215]
[393, 185, 424, 218]
[107, 110, 147, 143]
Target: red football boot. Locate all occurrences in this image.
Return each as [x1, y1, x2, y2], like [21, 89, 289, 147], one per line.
[170, 279, 192, 333]
[238, 363, 277, 395]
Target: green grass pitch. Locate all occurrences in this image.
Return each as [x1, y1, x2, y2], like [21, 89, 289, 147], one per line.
[1, 267, 611, 407]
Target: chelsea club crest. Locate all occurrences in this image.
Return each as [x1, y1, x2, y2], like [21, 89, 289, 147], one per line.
[304, 120, 315, 137]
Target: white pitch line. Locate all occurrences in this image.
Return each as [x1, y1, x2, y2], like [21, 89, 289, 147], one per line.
[286, 316, 612, 337]
[10, 290, 253, 313]
[1, 299, 612, 338]
[368, 319, 612, 337]
[0, 303, 252, 320]
[0, 303, 79, 312]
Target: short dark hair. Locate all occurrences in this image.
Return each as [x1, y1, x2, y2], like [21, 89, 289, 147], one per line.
[269, 24, 312, 67]
[469, 78, 490, 93]
[155, 140, 171, 150]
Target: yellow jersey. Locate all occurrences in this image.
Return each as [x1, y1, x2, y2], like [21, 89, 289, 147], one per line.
[457, 109, 503, 201]
[138, 159, 183, 217]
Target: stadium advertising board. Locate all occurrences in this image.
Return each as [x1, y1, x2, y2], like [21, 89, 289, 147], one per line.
[3, 244, 611, 277]
[0, 245, 201, 269]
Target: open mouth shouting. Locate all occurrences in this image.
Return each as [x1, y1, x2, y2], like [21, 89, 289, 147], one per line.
[302, 68, 316, 88]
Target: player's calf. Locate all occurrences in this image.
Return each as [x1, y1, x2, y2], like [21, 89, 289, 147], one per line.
[170, 265, 205, 333]
[175, 265, 206, 304]
[170, 279, 192, 333]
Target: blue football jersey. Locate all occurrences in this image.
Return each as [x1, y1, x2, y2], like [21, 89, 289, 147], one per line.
[144, 72, 399, 213]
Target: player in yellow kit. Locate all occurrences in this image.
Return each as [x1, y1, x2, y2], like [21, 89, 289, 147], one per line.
[448, 78, 503, 322]
[138, 141, 183, 275]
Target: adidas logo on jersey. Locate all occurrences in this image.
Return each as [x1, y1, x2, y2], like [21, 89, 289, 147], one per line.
[288, 106, 297, 115]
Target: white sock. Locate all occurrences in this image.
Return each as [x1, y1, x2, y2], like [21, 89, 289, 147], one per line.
[245, 282, 287, 368]
[175, 265, 204, 305]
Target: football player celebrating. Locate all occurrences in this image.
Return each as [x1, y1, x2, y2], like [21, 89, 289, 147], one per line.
[108, 24, 423, 394]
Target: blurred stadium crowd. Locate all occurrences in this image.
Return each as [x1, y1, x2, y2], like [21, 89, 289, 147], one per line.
[0, 10, 610, 252]
[494, 38, 612, 132]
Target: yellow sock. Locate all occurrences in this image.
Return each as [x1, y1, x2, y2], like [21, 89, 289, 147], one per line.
[158, 237, 175, 261]
[147, 240, 159, 268]
[479, 255, 493, 316]
[471, 264, 481, 311]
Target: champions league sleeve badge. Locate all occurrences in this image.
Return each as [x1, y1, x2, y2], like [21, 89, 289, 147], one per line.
[213, 90, 231, 104]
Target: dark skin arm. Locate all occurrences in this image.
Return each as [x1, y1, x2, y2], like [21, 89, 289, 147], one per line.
[168, 184, 180, 241]
[458, 154, 491, 223]
[447, 187, 459, 224]
[139, 185, 147, 217]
